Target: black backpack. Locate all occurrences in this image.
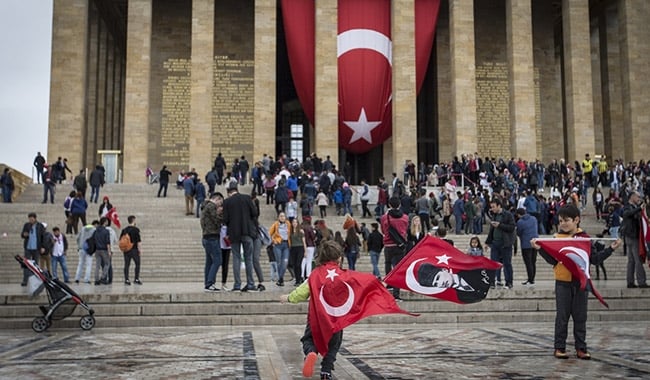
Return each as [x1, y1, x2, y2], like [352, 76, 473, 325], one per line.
[83, 232, 97, 255]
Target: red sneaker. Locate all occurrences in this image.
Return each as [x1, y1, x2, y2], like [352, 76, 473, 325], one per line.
[302, 352, 318, 377]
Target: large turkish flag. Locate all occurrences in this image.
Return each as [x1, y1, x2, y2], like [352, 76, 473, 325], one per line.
[281, 0, 440, 154]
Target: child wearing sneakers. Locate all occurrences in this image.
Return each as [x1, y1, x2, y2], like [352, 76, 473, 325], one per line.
[280, 240, 344, 379]
[532, 204, 621, 360]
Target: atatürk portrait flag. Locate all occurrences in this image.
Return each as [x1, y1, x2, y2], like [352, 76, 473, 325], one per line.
[384, 236, 502, 304]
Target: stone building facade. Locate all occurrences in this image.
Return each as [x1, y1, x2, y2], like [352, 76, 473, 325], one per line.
[47, 0, 649, 183]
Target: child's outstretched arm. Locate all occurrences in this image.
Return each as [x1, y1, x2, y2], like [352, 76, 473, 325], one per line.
[280, 281, 310, 304]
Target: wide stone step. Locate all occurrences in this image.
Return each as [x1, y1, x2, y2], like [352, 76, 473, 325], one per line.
[1, 282, 648, 330]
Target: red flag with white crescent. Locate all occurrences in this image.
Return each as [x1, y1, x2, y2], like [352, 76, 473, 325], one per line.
[536, 238, 608, 308]
[105, 207, 121, 229]
[308, 262, 416, 356]
[281, 0, 440, 154]
[384, 236, 502, 304]
[640, 208, 650, 265]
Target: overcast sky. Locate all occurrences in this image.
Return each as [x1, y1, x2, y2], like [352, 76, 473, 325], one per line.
[0, 1, 53, 180]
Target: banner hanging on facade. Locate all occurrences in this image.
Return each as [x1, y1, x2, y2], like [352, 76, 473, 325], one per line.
[281, 0, 440, 154]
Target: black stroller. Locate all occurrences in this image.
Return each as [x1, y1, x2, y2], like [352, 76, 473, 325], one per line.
[15, 255, 95, 332]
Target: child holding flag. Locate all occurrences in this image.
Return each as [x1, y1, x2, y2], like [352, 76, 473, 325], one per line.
[280, 240, 413, 379]
[532, 204, 620, 360]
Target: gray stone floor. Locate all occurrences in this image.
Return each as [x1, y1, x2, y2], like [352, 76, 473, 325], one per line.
[1, 322, 649, 379]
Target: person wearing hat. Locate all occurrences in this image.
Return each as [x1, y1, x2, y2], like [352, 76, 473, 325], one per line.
[222, 181, 259, 291]
[621, 191, 648, 288]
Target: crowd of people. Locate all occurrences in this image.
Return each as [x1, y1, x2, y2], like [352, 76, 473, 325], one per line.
[17, 152, 142, 288]
[177, 150, 650, 296]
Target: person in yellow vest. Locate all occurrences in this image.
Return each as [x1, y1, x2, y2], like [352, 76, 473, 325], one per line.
[598, 158, 609, 187]
[532, 204, 621, 360]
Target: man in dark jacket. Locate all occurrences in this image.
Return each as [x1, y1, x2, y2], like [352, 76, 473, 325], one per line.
[485, 198, 516, 288]
[21, 212, 46, 286]
[93, 217, 112, 285]
[222, 182, 259, 291]
[380, 197, 409, 300]
[89, 165, 105, 203]
[621, 191, 647, 288]
[73, 170, 88, 199]
[367, 222, 384, 279]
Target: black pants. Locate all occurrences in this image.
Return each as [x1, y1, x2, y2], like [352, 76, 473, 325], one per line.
[289, 246, 304, 284]
[221, 248, 230, 284]
[554, 280, 587, 351]
[384, 246, 405, 298]
[301, 321, 342, 374]
[123, 250, 141, 281]
[158, 182, 169, 197]
[361, 200, 371, 218]
[521, 248, 537, 283]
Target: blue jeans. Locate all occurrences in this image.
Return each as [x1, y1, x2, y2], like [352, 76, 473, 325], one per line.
[369, 250, 381, 277]
[273, 241, 290, 282]
[202, 238, 222, 287]
[343, 201, 353, 216]
[231, 236, 255, 290]
[490, 243, 513, 286]
[346, 250, 358, 270]
[90, 185, 100, 203]
[51, 255, 70, 282]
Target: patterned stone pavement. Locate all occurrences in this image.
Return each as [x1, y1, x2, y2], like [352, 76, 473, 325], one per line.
[1, 322, 649, 379]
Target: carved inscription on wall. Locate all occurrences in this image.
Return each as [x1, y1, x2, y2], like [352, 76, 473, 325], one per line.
[476, 61, 510, 158]
[212, 56, 254, 161]
[161, 58, 191, 167]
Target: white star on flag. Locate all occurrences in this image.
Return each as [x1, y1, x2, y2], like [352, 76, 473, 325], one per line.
[343, 108, 381, 144]
[436, 254, 451, 265]
[325, 268, 339, 282]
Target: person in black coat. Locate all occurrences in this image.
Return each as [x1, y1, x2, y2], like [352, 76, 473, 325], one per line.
[158, 165, 172, 197]
[222, 182, 259, 291]
[485, 198, 516, 288]
[21, 212, 46, 286]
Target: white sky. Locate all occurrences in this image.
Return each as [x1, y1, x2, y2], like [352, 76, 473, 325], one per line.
[0, 1, 52, 180]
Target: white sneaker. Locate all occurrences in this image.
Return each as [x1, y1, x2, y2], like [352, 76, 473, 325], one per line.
[221, 284, 230, 291]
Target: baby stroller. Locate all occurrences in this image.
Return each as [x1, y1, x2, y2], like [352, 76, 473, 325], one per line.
[15, 255, 95, 332]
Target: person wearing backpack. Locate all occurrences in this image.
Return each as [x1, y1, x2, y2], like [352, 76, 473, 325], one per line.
[120, 215, 142, 285]
[93, 217, 112, 285]
[75, 220, 98, 284]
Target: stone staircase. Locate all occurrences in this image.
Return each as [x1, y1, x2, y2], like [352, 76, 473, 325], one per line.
[1, 183, 648, 330]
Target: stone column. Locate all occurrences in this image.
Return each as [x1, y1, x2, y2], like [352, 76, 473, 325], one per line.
[123, 0, 152, 183]
[436, 7, 453, 161]
[315, 1, 339, 168]
[254, 0, 277, 163]
[449, 0, 477, 155]
[618, 0, 650, 161]
[562, 0, 596, 161]
[601, 7, 624, 159]
[506, 0, 537, 158]
[48, 0, 88, 172]
[189, 0, 214, 176]
[391, 0, 418, 178]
